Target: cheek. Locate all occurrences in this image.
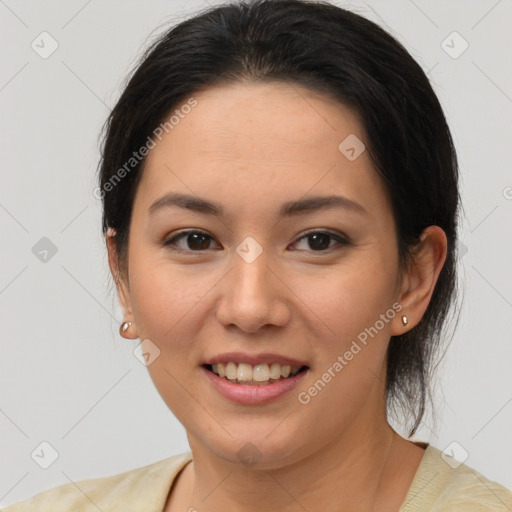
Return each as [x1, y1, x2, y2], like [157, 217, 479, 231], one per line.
[126, 247, 230, 376]
[291, 261, 397, 428]
[289, 255, 398, 344]
[127, 248, 204, 343]
[126, 253, 210, 419]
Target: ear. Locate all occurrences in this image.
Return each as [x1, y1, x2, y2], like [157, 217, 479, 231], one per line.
[391, 226, 448, 335]
[106, 229, 138, 339]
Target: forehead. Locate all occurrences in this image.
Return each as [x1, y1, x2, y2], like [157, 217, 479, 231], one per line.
[155, 81, 363, 162]
[136, 81, 391, 220]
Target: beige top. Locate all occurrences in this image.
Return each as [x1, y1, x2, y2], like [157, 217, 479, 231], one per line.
[2, 444, 511, 511]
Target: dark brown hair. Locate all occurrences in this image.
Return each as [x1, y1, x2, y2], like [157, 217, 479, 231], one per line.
[97, 0, 461, 436]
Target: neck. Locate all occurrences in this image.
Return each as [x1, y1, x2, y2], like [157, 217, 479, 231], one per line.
[179, 413, 419, 512]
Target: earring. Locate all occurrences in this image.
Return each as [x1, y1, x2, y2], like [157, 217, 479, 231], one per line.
[120, 321, 133, 336]
[401, 315, 408, 326]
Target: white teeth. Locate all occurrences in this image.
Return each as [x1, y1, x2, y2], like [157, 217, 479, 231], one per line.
[237, 363, 252, 381]
[269, 363, 282, 380]
[225, 362, 237, 380]
[253, 364, 270, 382]
[208, 361, 303, 385]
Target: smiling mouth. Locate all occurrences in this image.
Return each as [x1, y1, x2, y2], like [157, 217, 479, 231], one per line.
[203, 362, 309, 386]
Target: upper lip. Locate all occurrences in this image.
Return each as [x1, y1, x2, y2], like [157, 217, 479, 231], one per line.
[202, 352, 309, 368]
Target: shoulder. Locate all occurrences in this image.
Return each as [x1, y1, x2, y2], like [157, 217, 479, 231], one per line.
[1, 452, 193, 512]
[400, 444, 512, 511]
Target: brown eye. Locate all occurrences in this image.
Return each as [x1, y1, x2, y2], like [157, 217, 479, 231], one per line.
[163, 230, 218, 252]
[307, 233, 331, 251]
[292, 231, 350, 252]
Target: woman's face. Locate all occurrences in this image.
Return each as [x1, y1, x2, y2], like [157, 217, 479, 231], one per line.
[114, 81, 409, 467]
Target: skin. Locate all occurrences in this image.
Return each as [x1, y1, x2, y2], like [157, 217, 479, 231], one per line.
[107, 81, 447, 511]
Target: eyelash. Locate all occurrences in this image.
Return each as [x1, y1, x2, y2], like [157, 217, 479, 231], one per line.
[162, 229, 350, 255]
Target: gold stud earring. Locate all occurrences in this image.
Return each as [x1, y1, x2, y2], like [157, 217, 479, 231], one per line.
[401, 315, 408, 326]
[120, 321, 133, 336]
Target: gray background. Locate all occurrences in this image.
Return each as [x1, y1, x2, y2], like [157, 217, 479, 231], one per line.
[1, 0, 511, 506]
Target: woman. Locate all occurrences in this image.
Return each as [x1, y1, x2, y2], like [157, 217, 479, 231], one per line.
[4, 0, 511, 510]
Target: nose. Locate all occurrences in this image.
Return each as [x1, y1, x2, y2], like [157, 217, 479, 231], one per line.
[215, 246, 290, 333]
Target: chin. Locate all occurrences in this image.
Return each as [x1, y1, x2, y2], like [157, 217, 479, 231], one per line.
[192, 427, 309, 470]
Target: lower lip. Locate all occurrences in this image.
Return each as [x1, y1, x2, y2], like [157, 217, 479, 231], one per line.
[201, 366, 309, 405]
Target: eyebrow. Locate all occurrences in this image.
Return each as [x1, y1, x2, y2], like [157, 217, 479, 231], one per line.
[148, 192, 368, 218]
